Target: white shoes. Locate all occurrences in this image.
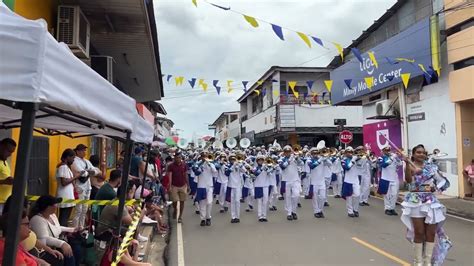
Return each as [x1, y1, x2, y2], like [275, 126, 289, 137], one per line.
[137, 234, 148, 242]
[142, 215, 158, 224]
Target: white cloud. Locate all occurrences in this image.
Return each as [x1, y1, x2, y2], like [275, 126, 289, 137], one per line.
[154, 0, 396, 139]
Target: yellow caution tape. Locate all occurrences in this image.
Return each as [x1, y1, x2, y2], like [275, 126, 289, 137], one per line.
[26, 195, 140, 206]
[112, 205, 143, 266]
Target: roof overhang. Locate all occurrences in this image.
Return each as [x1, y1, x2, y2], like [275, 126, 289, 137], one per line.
[70, 0, 164, 102]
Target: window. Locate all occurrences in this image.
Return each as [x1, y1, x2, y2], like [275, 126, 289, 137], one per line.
[453, 57, 474, 71]
[230, 114, 238, 122]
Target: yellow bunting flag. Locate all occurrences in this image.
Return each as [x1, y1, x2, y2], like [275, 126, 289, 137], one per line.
[418, 63, 430, 76]
[368, 51, 378, 68]
[199, 79, 208, 92]
[227, 80, 234, 93]
[175, 76, 184, 86]
[192, 0, 197, 7]
[243, 15, 259, 28]
[257, 80, 263, 86]
[324, 80, 333, 92]
[364, 77, 374, 90]
[297, 32, 312, 48]
[401, 73, 411, 89]
[288, 81, 299, 98]
[254, 89, 260, 96]
[332, 42, 344, 60]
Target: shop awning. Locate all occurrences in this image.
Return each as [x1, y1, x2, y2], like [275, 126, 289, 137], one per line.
[0, 3, 152, 143]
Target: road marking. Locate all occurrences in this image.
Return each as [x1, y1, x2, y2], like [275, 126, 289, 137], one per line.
[372, 195, 474, 223]
[351, 237, 410, 266]
[176, 202, 185, 266]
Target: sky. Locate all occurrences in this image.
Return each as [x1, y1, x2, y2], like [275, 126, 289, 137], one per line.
[154, 0, 397, 139]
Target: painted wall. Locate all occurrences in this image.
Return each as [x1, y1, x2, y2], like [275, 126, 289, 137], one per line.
[294, 105, 363, 127]
[242, 105, 276, 134]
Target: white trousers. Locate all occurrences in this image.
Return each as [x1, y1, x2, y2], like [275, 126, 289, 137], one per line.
[302, 177, 310, 196]
[256, 187, 269, 219]
[346, 182, 361, 214]
[218, 182, 228, 209]
[73, 189, 91, 228]
[230, 187, 242, 219]
[245, 187, 254, 208]
[311, 185, 326, 213]
[360, 174, 371, 203]
[268, 185, 278, 208]
[331, 173, 343, 196]
[384, 181, 399, 210]
[285, 181, 301, 215]
[324, 177, 331, 201]
[199, 188, 213, 220]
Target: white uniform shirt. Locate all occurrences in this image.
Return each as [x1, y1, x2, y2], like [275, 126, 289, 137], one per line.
[253, 165, 269, 187]
[71, 157, 93, 192]
[380, 154, 401, 182]
[280, 156, 301, 182]
[306, 158, 325, 186]
[342, 157, 359, 184]
[227, 163, 246, 189]
[197, 162, 217, 188]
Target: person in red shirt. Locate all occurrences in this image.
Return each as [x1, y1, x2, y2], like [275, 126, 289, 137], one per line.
[167, 153, 188, 223]
[463, 159, 474, 197]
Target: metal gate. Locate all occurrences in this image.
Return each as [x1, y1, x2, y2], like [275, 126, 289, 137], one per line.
[27, 136, 50, 196]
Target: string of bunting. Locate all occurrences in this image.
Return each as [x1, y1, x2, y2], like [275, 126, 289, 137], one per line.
[26, 195, 140, 206]
[112, 204, 143, 266]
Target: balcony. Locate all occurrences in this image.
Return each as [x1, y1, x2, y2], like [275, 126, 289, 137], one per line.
[279, 95, 331, 105]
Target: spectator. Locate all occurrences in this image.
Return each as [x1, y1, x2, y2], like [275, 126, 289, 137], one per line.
[144, 194, 168, 233]
[71, 144, 94, 228]
[167, 153, 188, 223]
[139, 154, 159, 182]
[89, 155, 105, 200]
[130, 147, 144, 178]
[152, 150, 162, 177]
[29, 196, 79, 266]
[162, 156, 173, 193]
[95, 170, 122, 201]
[100, 237, 151, 266]
[0, 138, 16, 214]
[56, 149, 79, 227]
[463, 159, 474, 197]
[0, 210, 49, 265]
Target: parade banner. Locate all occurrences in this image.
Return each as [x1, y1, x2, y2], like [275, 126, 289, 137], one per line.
[330, 18, 433, 105]
[362, 120, 401, 157]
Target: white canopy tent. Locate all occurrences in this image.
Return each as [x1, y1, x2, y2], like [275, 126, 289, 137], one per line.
[0, 3, 153, 263]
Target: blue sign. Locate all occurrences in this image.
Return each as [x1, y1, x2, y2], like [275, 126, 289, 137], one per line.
[330, 18, 433, 104]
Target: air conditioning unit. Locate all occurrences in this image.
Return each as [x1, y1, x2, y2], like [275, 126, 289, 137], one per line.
[375, 99, 394, 116]
[57, 5, 90, 58]
[91, 56, 114, 84]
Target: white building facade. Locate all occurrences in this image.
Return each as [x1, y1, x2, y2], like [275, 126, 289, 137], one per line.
[210, 111, 241, 141]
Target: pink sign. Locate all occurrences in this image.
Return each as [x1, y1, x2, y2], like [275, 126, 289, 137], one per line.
[363, 120, 402, 157]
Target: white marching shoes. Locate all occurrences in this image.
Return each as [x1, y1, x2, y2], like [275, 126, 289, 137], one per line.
[413, 243, 423, 266]
[423, 242, 435, 266]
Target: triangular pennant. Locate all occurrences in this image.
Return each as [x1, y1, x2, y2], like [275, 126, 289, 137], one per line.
[368, 51, 378, 68]
[192, 0, 197, 7]
[227, 80, 234, 93]
[344, 79, 352, 90]
[243, 15, 259, 28]
[297, 32, 312, 48]
[364, 76, 374, 90]
[351, 48, 363, 63]
[175, 76, 184, 86]
[271, 79, 279, 83]
[324, 80, 333, 92]
[311, 36, 324, 47]
[254, 89, 260, 96]
[210, 3, 230, 10]
[242, 81, 249, 92]
[257, 80, 263, 86]
[213, 80, 221, 95]
[166, 75, 173, 82]
[262, 88, 267, 96]
[401, 73, 411, 89]
[288, 81, 298, 98]
[271, 24, 284, 40]
[332, 42, 344, 60]
[188, 78, 197, 88]
[306, 80, 314, 90]
[199, 79, 208, 92]
[386, 75, 395, 81]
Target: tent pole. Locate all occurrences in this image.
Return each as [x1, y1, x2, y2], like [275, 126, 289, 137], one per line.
[113, 132, 133, 259]
[3, 103, 37, 266]
[140, 144, 152, 199]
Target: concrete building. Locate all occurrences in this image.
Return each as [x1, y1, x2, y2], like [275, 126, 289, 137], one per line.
[237, 67, 363, 147]
[329, 0, 461, 197]
[210, 111, 241, 141]
[444, 0, 474, 198]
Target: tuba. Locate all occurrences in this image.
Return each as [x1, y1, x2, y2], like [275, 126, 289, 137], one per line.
[226, 138, 237, 149]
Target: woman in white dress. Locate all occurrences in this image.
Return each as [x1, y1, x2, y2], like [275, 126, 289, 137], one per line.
[56, 149, 80, 226]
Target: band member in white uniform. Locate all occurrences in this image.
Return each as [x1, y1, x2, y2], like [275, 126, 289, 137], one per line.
[341, 147, 361, 218]
[330, 153, 343, 198]
[253, 155, 270, 222]
[268, 156, 280, 211]
[193, 152, 218, 226]
[306, 148, 326, 218]
[377, 146, 402, 215]
[225, 154, 246, 223]
[215, 154, 229, 213]
[356, 147, 371, 207]
[278, 146, 303, 221]
[321, 149, 332, 207]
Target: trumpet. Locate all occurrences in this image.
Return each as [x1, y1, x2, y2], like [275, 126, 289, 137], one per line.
[205, 153, 215, 162]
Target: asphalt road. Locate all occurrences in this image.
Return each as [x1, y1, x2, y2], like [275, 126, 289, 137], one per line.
[168, 194, 474, 266]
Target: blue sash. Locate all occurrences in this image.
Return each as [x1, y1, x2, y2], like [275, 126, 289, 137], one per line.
[268, 185, 273, 196]
[331, 173, 338, 182]
[242, 187, 249, 198]
[189, 175, 197, 195]
[341, 182, 353, 198]
[377, 179, 390, 195]
[225, 187, 232, 203]
[213, 182, 222, 195]
[280, 181, 286, 194]
[308, 185, 314, 198]
[254, 187, 264, 199]
[195, 188, 208, 202]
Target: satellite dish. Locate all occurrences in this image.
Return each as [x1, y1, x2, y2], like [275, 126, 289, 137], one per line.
[196, 138, 206, 149]
[226, 138, 237, 149]
[177, 138, 189, 149]
[239, 138, 251, 149]
[212, 140, 224, 150]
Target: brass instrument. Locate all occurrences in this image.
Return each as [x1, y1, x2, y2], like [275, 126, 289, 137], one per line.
[236, 153, 246, 163]
[205, 153, 215, 162]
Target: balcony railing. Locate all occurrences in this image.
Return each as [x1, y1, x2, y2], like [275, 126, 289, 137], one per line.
[279, 95, 330, 105]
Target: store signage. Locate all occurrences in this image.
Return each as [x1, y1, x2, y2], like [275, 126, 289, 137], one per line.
[331, 18, 432, 105]
[408, 112, 426, 122]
